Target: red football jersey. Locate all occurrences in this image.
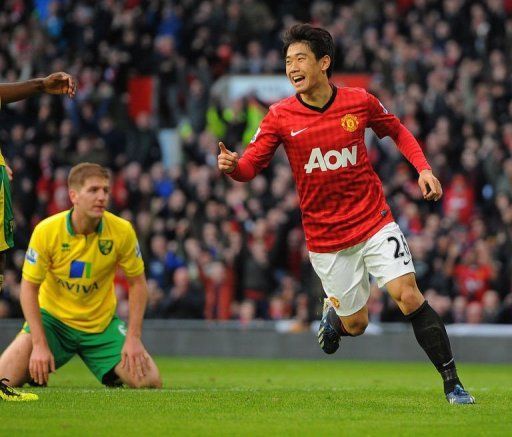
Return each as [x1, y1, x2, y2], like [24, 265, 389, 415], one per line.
[230, 86, 430, 252]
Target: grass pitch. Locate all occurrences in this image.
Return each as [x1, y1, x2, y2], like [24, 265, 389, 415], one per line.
[1, 357, 511, 436]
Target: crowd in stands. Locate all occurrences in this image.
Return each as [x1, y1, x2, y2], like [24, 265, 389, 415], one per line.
[1, 0, 512, 327]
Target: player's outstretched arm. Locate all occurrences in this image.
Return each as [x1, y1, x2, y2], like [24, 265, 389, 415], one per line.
[217, 142, 239, 174]
[0, 72, 76, 104]
[418, 169, 443, 201]
[20, 279, 55, 385]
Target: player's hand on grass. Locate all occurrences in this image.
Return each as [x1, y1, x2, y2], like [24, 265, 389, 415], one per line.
[218, 142, 239, 174]
[418, 169, 442, 201]
[121, 336, 151, 380]
[29, 343, 55, 385]
[42, 72, 76, 98]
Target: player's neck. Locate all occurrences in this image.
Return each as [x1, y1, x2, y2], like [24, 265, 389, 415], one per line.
[299, 81, 333, 108]
[71, 210, 101, 235]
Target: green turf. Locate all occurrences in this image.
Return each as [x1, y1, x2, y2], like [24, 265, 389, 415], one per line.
[1, 357, 511, 436]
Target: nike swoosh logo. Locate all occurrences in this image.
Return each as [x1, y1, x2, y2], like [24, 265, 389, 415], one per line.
[442, 358, 454, 367]
[291, 128, 308, 137]
[403, 259, 411, 265]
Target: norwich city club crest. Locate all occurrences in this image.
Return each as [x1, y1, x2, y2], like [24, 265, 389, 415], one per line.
[340, 114, 359, 132]
[98, 239, 113, 255]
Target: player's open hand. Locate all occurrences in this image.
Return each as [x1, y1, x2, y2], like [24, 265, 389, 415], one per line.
[418, 169, 443, 201]
[121, 336, 151, 380]
[218, 142, 239, 174]
[42, 72, 76, 98]
[29, 343, 55, 385]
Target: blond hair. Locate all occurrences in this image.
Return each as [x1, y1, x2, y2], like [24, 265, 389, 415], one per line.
[68, 163, 110, 190]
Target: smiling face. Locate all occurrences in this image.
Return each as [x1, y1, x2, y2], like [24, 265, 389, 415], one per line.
[285, 42, 331, 94]
[69, 176, 110, 220]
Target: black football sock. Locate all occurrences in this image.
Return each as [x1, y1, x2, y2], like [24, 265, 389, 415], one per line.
[327, 308, 353, 337]
[406, 301, 462, 394]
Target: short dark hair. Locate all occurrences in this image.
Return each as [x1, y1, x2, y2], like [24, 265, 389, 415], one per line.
[282, 24, 334, 78]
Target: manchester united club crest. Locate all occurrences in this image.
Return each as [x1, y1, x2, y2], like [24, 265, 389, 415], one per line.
[340, 114, 359, 132]
[329, 296, 341, 310]
[98, 239, 113, 255]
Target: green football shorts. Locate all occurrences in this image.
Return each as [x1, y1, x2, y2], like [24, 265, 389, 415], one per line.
[0, 165, 14, 251]
[22, 309, 127, 385]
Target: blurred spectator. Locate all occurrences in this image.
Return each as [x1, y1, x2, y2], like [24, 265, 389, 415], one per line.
[240, 240, 274, 318]
[466, 301, 483, 325]
[159, 266, 204, 318]
[452, 296, 468, 324]
[452, 244, 496, 302]
[481, 289, 501, 323]
[125, 112, 161, 167]
[238, 299, 256, 326]
[497, 293, 512, 324]
[442, 174, 475, 225]
[199, 259, 235, 321]
[145, 279, 165, 319]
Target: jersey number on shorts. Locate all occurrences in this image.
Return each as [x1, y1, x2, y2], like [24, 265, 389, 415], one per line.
[387, 235, 411, 264]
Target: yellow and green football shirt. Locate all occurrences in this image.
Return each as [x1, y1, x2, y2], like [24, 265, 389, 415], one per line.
[22, 209, 144, 333]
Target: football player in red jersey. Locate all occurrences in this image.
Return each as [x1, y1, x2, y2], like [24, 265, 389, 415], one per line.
[218, 24, 474, 405]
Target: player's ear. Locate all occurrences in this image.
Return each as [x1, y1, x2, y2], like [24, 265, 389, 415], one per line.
[68, 188, 77, 204]
[320, 55, 331, 75]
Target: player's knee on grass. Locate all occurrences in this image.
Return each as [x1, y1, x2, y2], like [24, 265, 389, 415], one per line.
[141, 363, 162, 389]
[131, 376, 162, 389]
[124, 371, 162, 389]
[112, 360, 162, 389]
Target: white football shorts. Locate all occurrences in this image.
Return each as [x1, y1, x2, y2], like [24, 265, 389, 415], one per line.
[309, 222, 415, 316]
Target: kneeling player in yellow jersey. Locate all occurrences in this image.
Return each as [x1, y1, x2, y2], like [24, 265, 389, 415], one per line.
[0, 163, 162, 389]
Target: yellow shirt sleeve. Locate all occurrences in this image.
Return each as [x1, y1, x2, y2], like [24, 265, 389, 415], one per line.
[22, 225, 50, 284]
[118, 223, 144, 277]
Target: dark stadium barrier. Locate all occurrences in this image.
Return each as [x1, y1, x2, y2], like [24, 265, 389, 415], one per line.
[1, 319, 511, 363]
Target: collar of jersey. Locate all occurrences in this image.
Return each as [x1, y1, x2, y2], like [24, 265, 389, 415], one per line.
[66, 209, 103, 236]
[295, 83, 337, 113]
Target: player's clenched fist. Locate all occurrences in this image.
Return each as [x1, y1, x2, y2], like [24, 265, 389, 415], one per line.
[418, 169, 443, 201]
[218, 142, 239, 174]
[42, 72, 76, 98]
